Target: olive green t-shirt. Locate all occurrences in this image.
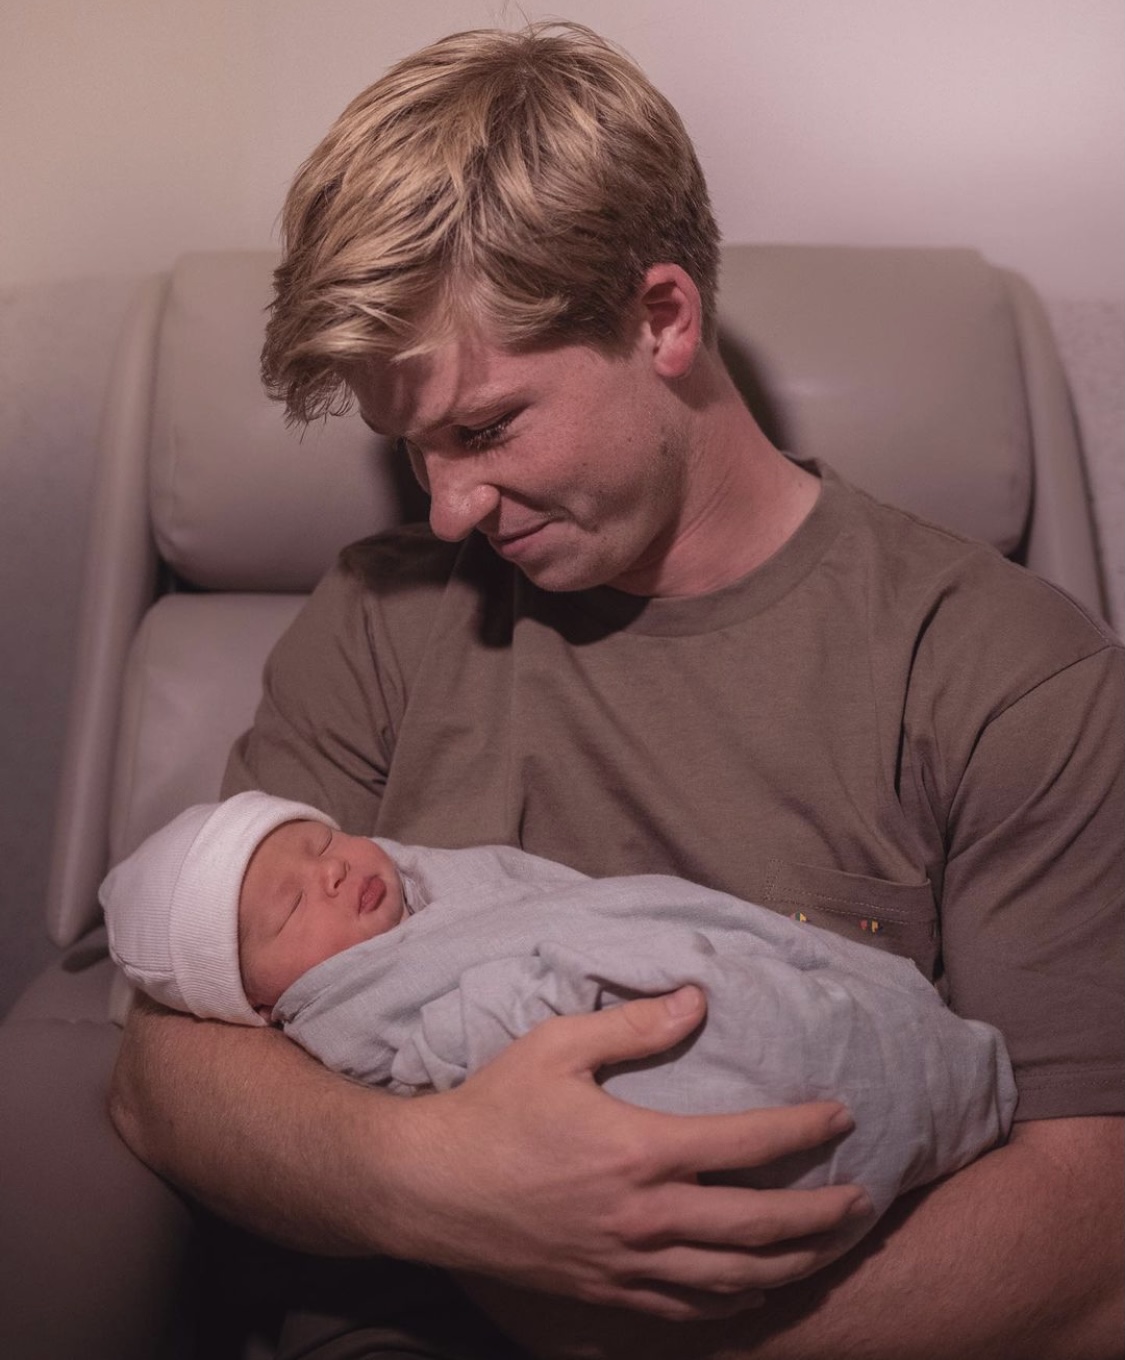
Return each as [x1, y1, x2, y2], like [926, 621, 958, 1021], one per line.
[225, 465, 1124, 1121]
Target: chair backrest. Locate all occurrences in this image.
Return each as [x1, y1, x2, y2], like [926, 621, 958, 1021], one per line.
[45, 246, 1105, 949]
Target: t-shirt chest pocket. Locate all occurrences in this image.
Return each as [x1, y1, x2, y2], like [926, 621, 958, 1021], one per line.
[753, 858, 940, 981]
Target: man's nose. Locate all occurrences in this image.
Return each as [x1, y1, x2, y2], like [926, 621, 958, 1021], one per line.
[422, 456, 501, 542]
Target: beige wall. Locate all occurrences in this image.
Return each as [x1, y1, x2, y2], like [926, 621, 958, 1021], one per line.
[2, 0, 1122, 1013]
[3, 0, 1123, 300]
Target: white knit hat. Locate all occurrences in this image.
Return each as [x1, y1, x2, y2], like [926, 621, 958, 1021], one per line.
[99, 792, 338, 1025]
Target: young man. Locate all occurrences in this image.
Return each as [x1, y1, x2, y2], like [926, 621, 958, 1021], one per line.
[110, 23, 1124, 1360]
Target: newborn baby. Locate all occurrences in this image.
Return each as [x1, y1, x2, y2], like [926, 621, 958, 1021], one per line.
[101, 791, 1017, 1251]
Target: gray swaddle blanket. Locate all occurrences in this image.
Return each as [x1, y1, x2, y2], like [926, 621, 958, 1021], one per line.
[275, 841, 1016, 1240]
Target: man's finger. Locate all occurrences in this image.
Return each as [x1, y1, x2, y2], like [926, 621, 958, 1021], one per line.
[642, 1180, 872, 1251]
[646, 1099, 856, 1177]
[635, 1230, 854, 1294]
[528, 986, 710, 1072]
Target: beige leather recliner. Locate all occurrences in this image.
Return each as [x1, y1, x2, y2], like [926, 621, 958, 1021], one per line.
[0, 247, 1106, 1360]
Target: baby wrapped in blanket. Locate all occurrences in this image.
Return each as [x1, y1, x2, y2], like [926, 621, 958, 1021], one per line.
[100, 791, 1016, 1253]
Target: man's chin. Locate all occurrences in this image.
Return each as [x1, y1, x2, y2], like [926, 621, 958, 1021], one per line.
[486, 529, 631, 594]
[513, 557, 615, 594]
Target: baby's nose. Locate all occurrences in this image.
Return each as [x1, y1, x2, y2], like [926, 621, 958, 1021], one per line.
[321, 855, 347, 893]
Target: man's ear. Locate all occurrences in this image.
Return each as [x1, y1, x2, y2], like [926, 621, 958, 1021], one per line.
[636, 264, 703, 379]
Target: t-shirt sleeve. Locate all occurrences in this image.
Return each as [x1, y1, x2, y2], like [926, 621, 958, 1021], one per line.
[938, 644, 1124, 1121]
[222, 558, 397, 832]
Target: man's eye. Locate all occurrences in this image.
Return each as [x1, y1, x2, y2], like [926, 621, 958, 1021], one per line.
[458, 413, 515, 451]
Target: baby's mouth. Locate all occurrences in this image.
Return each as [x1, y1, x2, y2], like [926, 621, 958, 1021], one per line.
[358, 877, 387, 914]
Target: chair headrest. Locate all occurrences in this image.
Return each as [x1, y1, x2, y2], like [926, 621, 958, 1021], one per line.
[150, 252, 423, 592]
[717, 245, 1029, 555]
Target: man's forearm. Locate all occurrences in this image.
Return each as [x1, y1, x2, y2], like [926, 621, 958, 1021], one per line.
[107, 988, 872, 1314]
[109, 995, 405, 1255]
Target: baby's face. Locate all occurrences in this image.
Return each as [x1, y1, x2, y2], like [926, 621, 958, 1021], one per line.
[239, 820, 405, 1012]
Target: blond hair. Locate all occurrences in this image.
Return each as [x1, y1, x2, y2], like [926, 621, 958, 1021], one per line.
[262, 22, 720, 424]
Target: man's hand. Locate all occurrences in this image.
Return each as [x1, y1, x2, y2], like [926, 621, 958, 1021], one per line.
[377, 985, 870, 1319]
[111, 986, 867, 1321]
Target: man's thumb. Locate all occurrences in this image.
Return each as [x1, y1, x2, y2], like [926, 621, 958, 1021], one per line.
[547, 985, 708, 1073]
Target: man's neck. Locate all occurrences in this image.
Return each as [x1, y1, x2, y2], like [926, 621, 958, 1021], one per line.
[613, 364, 821, 599]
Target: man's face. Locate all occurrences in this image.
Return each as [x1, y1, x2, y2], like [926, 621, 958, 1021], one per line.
[238, 820, 405, 1011]
[349, 328, 691, 594]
